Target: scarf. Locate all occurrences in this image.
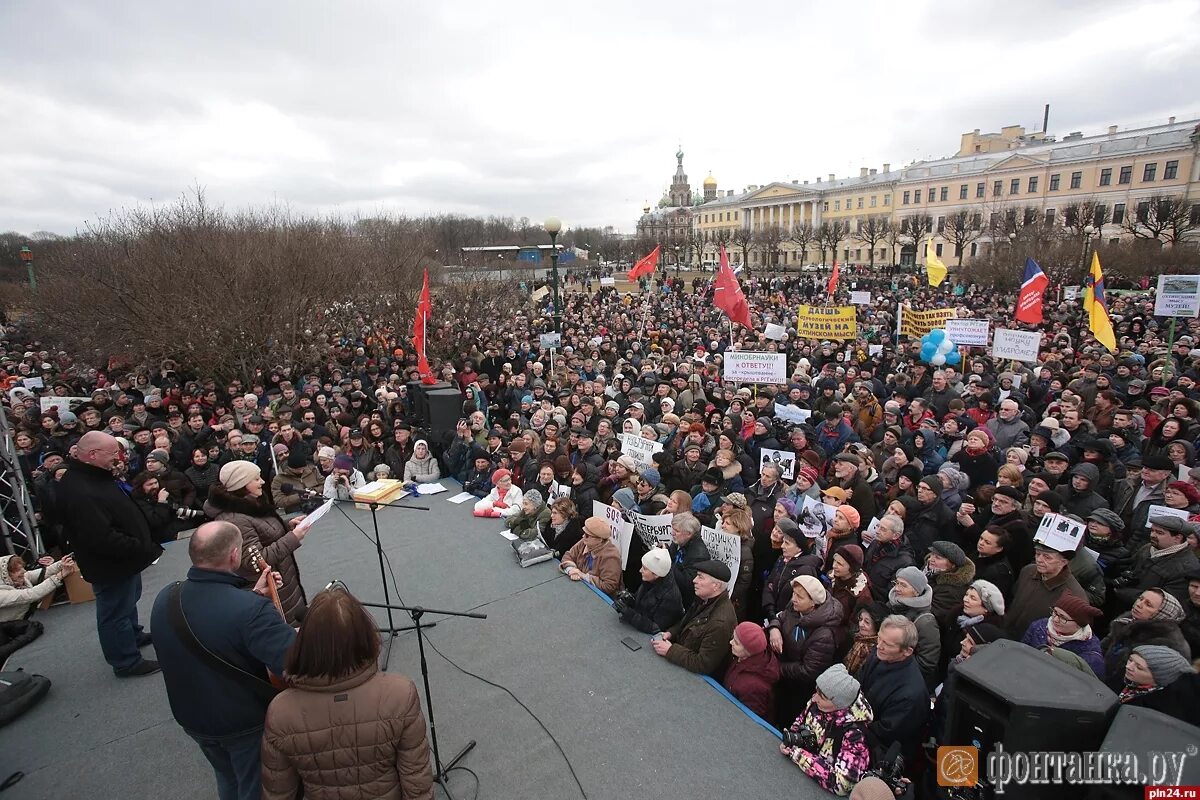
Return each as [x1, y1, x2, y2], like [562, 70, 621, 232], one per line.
[957, 613, 985, 629]
[1150, 542, 1189, 560]
[844, 634, 877, 676]
[1045, 616, 1093, 647]
[1119, 682, 1161, 704]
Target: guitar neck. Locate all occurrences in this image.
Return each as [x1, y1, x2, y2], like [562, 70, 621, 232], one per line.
[255, 556, 286, 619]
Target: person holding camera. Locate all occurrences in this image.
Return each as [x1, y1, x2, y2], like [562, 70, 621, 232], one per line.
[322, 454, 366, 501]
[779, 663, 874, 796]
[613, 548, 683, 634]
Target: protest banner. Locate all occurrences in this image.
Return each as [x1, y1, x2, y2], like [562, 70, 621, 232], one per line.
[632, 512, 674, 550]
[1063, 286, 1080, 301]
[1144, 505, 1190, 529]
[539, 332, 561, 350]
[40, 396, 91, 414]
[795, 305, 857, 340]
[1155, 275, 1200, 318]
[992, 328, 1042, 363]
[722, 351, 787, 384]
[944, 318, 990, 347]
[774, 405, 811, 425]
[799, 495, 837, 545]
[849, 291, 871, 306]
[593, 501, 634, 569]
[897, 306, 955, 339]
[21, 377, 44, 390]
[619, 433, 663, 470]
[600, 276, 616, 286]
[763, 322, 786, 341]
[759, 447, 796, 480]
[699, 525, 741, 597]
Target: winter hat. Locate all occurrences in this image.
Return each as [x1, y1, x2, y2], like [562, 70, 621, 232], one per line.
[897, 464, 923, 486]
[815, 664, 861, 710]
[755, 416, 773, 429]
[1132, 645, 1193, 686]
[58, 411, 78, 424]
[969, 579, 1006, 615]
[317, 445, 337, 461]
[694, 559, 732, 582]
[964, 623, 1007, 645]
[835, 505, 861, 529]
[147, 449, 171, 466]
[775, 497, 797, 518]
[1054, 593, 1102, 627]
[286, 450, 307, 469]
[491, 468, 512, 484]
[919, 475, 944, 495]
[523, 488, 544, 507]
[895, 565, 929, 594]
[333, 454, 354, 471]
[721, 492, 749, 509]
[930, 540, 967, 568]
[641, 548, 672, 578]
[1143, 454, 1174, 471]
[821, 486, 850, 503]
[796, 465, 819, 486]
[1087, 507, 1125, 532]
[776, 518, 802, 543]
[700, 467, 723, 486]
[1037, 489, 1065, 513]
[272, 443, 289, 457]
[834, 544, 864, 571]
[734, 621, 768, 656]
[1150, 590, 1185, 623]
[994, 485, 1024, 502]
[1006, 447, 1030, 466]
[640, 467, 661, 487]
[791, 574, 827, 604]
[219, 460, 261, 492]
[617, 455, 640, 473]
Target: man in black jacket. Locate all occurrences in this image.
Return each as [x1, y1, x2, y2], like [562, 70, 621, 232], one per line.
[152, 521, 295, 800]
[857, 614, 930, 763]
[667, 512, 711, 607]
[58, 431, 163, 676]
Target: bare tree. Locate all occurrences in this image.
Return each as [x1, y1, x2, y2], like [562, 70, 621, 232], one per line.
[787, 221, 816, 267]
[755, 224, 786, 272]
[899, 213, 932, 260]
[941, 210, 983, 267]
[854, 216, 891, 269]
[1124, 195, 1199, 246]
[814, 221, 850, 265]
[883, 220, 904, 268]
[729, 226, 754, 274]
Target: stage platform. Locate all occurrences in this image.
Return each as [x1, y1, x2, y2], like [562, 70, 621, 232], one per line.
[0, 481, 821, 799]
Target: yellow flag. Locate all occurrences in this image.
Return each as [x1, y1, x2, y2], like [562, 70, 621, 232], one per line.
[925, 240, 948, 287]
[1083, 251, 1117, 352]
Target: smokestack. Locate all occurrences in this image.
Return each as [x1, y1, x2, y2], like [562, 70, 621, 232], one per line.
[1042, 103, 1050, 134]
[883, 163, 890, 173]
[1108, 125, 1118, 135]
[828, 173, 836, 182]
[860, 167, 869, 178]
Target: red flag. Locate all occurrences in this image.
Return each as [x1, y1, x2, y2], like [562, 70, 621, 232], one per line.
[1015, 258, 1049, 325]
[413, 268, 436, 384]
[713, 246, 752, 329]
[627, 245, 660, 281]
[826, 260, 840, 295]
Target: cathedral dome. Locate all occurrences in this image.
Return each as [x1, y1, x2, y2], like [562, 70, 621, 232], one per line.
[703, 172, 717, 187]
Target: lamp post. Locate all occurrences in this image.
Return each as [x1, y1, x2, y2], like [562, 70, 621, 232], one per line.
[544, 217, 562, 332]
[19, 246, 35, 291]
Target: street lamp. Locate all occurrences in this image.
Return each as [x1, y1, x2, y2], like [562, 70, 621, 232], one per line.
[19, 246, 35, 291]
[544, 216, 562, 332]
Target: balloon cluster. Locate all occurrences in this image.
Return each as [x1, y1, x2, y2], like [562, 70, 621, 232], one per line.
[920, 328, 961, 366]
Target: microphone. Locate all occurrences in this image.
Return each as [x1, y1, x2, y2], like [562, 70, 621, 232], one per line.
[280, 483, 318, 498]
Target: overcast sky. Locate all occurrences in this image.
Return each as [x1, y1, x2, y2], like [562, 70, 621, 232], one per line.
[3, 0, 1199, 237]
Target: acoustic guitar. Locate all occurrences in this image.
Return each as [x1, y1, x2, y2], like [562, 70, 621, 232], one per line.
[247, 544, 288, 689]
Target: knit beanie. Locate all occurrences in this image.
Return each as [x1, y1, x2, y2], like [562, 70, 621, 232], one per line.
[776, 497, 798, 518]
[641, 548, 672, 578]
[219, 460, 261, 492]
[919, 475, 943, 496]
[734, 621, 768, 656]
[791, 574, 828, 605]
[641, 467, 661, 487]
[333, 454, 354, 471]
[491, 468, 512, 485]
[523, 488, 544, 508]
[815, 664, 861, 710]
[895, 565, 929, 594]
[969, 580, 1006, 615]
[797, 465, 820, 486]
[286, 450, 307, 469]
[897, 464, 922, 486]
[1053, 592, 1101, 627]
[836, 505, 861, 530]
[1133, 645, 1193, 686]
[317, 445, 337, 461]
[834, 544, 864, 571]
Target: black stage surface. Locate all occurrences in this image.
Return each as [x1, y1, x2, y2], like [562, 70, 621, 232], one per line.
[0, 480, 819, 799]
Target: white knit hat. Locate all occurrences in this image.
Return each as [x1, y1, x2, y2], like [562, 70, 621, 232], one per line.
[641, 548, 672, 578]
[219, 460, 261, 492]
[791, 574, 827, 605]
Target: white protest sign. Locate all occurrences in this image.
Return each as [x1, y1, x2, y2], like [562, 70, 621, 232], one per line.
[619, 433, 663, 471]
[699, 525, 742, 597]
[600, 276, 616, 286]
[1181, 464, 1192, 482]
[798, 495, 836, 553]
[945, 318, 990, 347]
[759, 448, 797, 481]
[862, 517, 881, 547]
[21, 377, 44, 390]
[1034, 512, 1086, 553]
[592, 501, 634, 569]
[992, 328, 1042, 363]
[531, 286, 549, 303]
[1155, 275, 1200, 318]
[539, 332, 561, 350]
[723, 351, 787, 384]
[1145, 505, 1190, 529]
[868, 345, 883, 357]
[632, 512, 674, 550]
[40, 396, 91, 414]
[1063, 286, 1080, 301]
[850, 291, 872, 306]
[774, 405, 812, 425]
[764, 323, 787, 341]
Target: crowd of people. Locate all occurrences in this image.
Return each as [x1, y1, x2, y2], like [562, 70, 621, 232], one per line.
[3, 265, 1200, 798]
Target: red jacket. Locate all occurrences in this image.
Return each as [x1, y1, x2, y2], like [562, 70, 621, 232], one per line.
[723, 649, 781, 723]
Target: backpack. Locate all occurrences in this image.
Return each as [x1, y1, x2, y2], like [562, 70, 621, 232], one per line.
[0, 669, 52, 728]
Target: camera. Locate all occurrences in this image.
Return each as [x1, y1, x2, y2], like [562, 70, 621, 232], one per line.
[612, 589, 635, 615]
[861, 753, 906, 795]
[781, 726, 819, 752]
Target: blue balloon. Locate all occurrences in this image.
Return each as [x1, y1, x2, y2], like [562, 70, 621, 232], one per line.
[945, 350, 962, 365]
[928, 328, 946, 344]
[920, 343, 938, 361]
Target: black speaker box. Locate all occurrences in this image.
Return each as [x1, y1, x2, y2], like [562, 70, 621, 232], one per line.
[425, 388, 465, 442]
[406, 380, 453, 423]
[946, 640, 1118, 798]
[1087, 705, 1200, 800]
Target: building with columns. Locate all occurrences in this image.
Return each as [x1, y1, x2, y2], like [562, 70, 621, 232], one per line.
[655, 115, 1200, 271]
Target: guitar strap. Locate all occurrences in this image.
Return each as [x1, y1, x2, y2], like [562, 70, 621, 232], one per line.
[166, 582, 279, 703]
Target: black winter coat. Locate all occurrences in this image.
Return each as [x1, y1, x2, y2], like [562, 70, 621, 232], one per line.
[668, 536, 712, 607]
[857, 652, 930, 763]
[58, 460, 162, 585]
[761, 552, 823, 619]
[619, 575, 684, 634]
[864, 540, 916, 602]
[906, 500, 956, 561]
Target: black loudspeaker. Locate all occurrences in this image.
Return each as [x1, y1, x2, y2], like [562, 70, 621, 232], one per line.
[425, 388, 465, 442]
[406, 380, 453, 424]
[1087, 706, 1200, 800]
[945, 640, 1118, 799]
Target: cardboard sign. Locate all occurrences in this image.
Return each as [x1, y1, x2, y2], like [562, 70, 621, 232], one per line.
[945, 318, 990, 347]
[1155, 275, 1200, 318]
[632, 512, 674, 550]
[539, 332, 561, 350]
[764, 323, 787, 341]
[722, 351, 787, 384]
[1034, 512, 1086, 553]
[600, 276, 616, 286]
[850, 291, 872, 306]
[759, 448, 797, 481]
[619, 433, 663, 470]
[796, 305, 857, 341]
[593, 501, 634, 569]
[698, 525, 742, 597]
[992, 328, 1042, 363]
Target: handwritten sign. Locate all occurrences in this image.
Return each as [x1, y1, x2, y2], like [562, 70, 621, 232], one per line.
[945, 318, 990, 347]
[774, 405, 811, 425]
[600, 276, 616, 286]
[898, 306, 955, 338]
[796, 305, 857, 340]
[632, 512, 674, 550]
[699, 525, 742, 597]
[40, 396, 91, 414]
[1145, 505, 1191, 529]
[764, 323, 787, 341]
[850, 291, 872, 306]
[723, 351, 787, 384]
[592, 501, 634, 569]
[992, 328, 1042, 363]
[619, 433, 663, 471]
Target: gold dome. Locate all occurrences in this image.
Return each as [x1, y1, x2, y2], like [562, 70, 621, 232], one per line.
[703, 172, 717, 187]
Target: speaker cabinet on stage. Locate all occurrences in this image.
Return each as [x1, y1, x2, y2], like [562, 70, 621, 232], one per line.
[425, 387, 465, 441]
[1087, 706, 1200, 800]
[945, 640, 1118, 799]
[406, 380, 453, 425]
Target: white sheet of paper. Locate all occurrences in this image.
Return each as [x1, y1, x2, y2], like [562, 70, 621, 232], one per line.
[295, 499, 334, 534]
[1180, 464, 1191, 482]
[498, 529, 519, 541]
[447, 491, 475, 504]
[1145, 505, 1189, 528]
[416, 483, 448, 495]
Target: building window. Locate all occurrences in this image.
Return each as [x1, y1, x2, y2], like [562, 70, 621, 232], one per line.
[1049, 174, 1060, 191]
[935, 243, 944, 257]
[834, 200, 840, 211]
[970, 242, 978, 257]
[914, 189, 922, 203]
[1099, 168, 1112, 186]
[1070, 171, 1082, 189]
[976, 182, 985, 198]
[879, 248, 886, 260]
[857, 198, 863, 209]
[902, 191, 910, 205]
[1165, 160, 1179, 180]
[822, 202, 829, 212]
[1191, 204, 1200, 227]
[1010, 178, 1020, 195]
[1045, 208, 1056, 226]
[1028, 176, 1038, 193]
[993, 180, 1002, 197]
[1094, 205, 1107, 228]
[990, 212, 1001, 228]
[1118, 166, 1132, 184]
[1143, 163, 1157, 182]
[1023, 208, 1036, 226]
[853, 249, 861, 260]
[870, 195, 877, 207]
[1137, 201, 1150, 223]
[884, 195, 890, 205]
[844, 249, 851, 261]
[734, 212, 739, 220]
[940, 187, 948, 202]
[959, 185, 968, 200]
[1112, 203, 1125, 224]
[937, 216, 946, 233]
[971, 212, 982, 229]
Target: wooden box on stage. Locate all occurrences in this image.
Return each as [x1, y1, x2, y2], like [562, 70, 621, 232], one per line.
[351, 479, 409, 509]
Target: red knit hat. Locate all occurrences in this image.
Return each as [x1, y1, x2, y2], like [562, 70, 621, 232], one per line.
[734, 621, 767, 656]
[1054, 592, 1102, 627]
[491, 468, 512, 484]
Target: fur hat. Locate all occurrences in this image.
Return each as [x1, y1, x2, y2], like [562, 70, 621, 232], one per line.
[641, 548, 672, 578]
[734, 621, 767, 656]
[219, 460, 261, 492]
[791, 574, 827, 604]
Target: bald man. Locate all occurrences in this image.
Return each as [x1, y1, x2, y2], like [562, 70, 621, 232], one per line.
[59, 430, 163, 676]
[152, 522, 295, 800]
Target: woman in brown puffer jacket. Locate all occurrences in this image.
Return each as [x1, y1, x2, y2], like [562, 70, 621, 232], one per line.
[261, 587, 434, 800]
[203, 461, 309, 625]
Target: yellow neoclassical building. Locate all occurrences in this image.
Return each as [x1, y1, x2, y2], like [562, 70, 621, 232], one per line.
[672, 115, 1200, 269]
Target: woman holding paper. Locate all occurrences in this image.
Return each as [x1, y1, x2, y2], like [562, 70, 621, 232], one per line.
[204, 460, 309, 625]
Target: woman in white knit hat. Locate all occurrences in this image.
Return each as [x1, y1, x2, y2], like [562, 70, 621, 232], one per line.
[203, 460, 309, 624]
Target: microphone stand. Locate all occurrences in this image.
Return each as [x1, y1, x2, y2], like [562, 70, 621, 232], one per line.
[361, 600, 486, 800]
[289, 483, 430, 669]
